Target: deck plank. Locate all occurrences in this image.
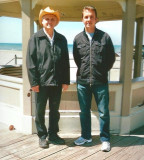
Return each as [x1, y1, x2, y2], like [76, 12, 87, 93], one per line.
[106, 137, 144, 160]
[0, 127, 26, 148]
[0, 154, 21, 160]
[0, 123, 144, 160]
[84, 135, 143, 160]
[0, 134, 30, 148]
[61, 135, 127, 160]
[23, 138, 76, 160]
[42, 136, 99, 160]
[43, 135, 124, 160]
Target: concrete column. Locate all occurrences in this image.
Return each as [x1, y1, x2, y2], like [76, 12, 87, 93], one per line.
[134, 18, 144, 78]
[120, 0, 136, 116]
[21, 0, 34, 116]
[35, 20, 42, 31]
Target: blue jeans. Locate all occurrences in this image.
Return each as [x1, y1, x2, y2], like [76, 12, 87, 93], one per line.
[77, 83, 110, 142]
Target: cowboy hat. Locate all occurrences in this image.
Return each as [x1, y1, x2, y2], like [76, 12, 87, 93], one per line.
[39, 7, 60, 26]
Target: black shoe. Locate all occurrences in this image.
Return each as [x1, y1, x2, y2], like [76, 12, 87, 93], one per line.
[48, 134, 65, 145]
[39, 138, 49, 148]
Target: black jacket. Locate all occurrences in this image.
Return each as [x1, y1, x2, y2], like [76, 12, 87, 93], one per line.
[26, 29, 70, 87]
[73, 28, 115, 85]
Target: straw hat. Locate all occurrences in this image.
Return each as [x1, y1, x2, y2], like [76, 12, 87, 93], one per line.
[39, 7, 60, 26]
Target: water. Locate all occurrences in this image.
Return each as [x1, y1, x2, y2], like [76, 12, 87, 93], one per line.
[0, 43, 121, 54]
[0, 43, 22, 51]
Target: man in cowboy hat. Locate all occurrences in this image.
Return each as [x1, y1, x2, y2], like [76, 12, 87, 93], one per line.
[26, 7, 70, 148]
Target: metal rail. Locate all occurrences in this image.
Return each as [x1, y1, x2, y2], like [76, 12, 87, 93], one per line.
[5, 55, 22, 65]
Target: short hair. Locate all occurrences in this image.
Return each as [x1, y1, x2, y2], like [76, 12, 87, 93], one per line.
[82, 6, 97, 18]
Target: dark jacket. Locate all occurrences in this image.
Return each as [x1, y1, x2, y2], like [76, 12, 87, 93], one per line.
[26, 29, 70, 87]
[73, 28, 115, 85]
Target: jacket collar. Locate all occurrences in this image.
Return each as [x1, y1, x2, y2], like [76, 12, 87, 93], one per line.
[37, 28, 60, 40]
[83, 27, 98, 37]
[82, 27, 99, 44]
[37, 28, 47, 37]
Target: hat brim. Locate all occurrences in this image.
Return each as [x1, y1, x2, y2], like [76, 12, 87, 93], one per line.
[39, 10, 60, 26]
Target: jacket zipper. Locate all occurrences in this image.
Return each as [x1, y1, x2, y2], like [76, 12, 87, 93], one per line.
[90, 40, 92, 86]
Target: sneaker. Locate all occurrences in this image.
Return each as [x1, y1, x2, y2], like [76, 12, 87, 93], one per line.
[74, 137, 92, 145]
[48, 134, 65, 145]
[101, 141, 111, 152]
[39, 138, 48, 148]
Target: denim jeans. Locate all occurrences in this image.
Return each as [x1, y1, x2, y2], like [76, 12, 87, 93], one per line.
[77, 83, 110, 142]
[35, 85, 62, 139]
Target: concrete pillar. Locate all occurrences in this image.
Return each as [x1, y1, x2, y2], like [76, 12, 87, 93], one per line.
[35, 20, 42, 31]
[134, 18, 144, 78]
[120, 0, 136, 116]
[21, 0, 34, 116]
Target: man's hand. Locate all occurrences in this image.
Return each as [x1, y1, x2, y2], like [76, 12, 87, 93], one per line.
[62, 84, 69, 91]
[31, 85, 40, 92]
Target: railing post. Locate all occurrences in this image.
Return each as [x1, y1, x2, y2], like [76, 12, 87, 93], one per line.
[15, 55, 17, 65]
[141, 58, 144, 77]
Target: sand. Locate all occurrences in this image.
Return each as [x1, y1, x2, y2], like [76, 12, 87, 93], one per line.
[0, 50, 120, 81]
[0, 50, 22, 65]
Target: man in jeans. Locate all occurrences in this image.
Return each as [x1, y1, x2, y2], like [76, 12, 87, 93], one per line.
[73, 6, 115, 152]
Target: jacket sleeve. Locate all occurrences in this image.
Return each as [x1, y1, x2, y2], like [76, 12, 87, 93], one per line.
[61, 39, 70, 85]
[73, 39, 81, 68]
[26, 36, 39, 87]
[106, 36, 116, 71]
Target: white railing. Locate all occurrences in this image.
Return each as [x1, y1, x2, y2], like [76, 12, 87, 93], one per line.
[4, 55, 144, 81]
[5, 55, 22, 65]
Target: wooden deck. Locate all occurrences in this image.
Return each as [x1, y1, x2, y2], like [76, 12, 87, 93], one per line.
[0, 123, 144, 160]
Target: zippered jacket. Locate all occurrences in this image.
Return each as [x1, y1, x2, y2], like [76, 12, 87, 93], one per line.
[73, 28, 115, 85]
[26, 29, 70, 87]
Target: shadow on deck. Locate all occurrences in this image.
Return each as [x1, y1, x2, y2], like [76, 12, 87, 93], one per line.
[0, 123, 144, 160]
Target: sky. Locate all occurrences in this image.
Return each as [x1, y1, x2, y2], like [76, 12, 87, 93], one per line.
[0, 16, 123, 45]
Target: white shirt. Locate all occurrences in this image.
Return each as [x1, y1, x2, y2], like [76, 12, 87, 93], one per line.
[43, 28, 54, 46]
[86, 32, 94, 45]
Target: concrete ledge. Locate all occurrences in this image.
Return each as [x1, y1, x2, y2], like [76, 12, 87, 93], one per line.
[21, 115, 33, 134]
[31, 110, 121, 134]
[1, 101, 143, 135]
[0, 76, 144, 135]
[120, 116, 131, 135]
[132, 77, 144, 83]
[0, 102, 33, 134]
[130, 105, 144, 131]
[0, 74, 23, 84]
[0, 102, 22, 131]
[119, 105, 144, 134]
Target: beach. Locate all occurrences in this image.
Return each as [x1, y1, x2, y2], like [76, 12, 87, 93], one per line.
[0, 50, 121, 81]
[0, 50, 78, 81]
[0, 50, 22, 65]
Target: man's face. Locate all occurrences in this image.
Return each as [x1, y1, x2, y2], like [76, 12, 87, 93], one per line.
[82, 9, 97, 29]
[42, 14, 58, 29]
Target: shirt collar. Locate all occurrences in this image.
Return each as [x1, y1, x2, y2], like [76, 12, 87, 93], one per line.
[43, 28, 55, 45]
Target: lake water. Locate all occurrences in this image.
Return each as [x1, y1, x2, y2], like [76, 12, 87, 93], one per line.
[0, 43, 121, 54]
